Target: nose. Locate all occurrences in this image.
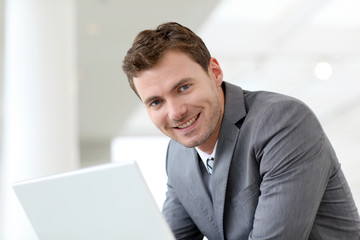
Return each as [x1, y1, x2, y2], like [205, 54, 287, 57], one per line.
[167, 99, 187, 121]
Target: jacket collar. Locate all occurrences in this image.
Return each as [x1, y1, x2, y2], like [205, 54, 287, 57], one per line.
[222, 81, 247, 125]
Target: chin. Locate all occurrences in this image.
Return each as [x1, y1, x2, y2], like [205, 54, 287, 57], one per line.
[178, 137, 205, 149]
[166, 131, 208, 148]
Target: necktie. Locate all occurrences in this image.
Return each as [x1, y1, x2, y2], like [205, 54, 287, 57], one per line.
[206, 157, 214, 175]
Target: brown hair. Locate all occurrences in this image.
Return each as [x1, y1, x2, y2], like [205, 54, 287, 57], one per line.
[122, 22, 211, 96]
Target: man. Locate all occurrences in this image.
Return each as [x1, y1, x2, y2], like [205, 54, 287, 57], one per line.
[122, 22, 360, 239]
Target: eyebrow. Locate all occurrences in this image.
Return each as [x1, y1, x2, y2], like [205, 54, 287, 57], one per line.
[143, 78, 193, 105]
[144, 96, 160, 106]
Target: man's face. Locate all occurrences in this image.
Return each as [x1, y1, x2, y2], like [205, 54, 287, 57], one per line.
[133, 50, 224, 153]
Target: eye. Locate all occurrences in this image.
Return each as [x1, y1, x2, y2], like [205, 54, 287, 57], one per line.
[150, 99, 162, 107]
[179, 84, 190, 92]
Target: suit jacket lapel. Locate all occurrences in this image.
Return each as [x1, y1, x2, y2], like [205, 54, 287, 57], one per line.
[211, 82, 247, 239]
[184, 149, 213, 207]
[212, 118, 241, 239]
[182, 148, 220, 233]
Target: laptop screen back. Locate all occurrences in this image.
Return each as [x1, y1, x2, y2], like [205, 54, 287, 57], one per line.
[13, 161, 174, 240]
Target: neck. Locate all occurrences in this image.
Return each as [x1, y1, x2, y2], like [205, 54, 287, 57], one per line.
[197, 139, 218, 155]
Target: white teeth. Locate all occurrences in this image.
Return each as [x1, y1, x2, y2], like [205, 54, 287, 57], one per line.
[178, 115, 198, 129]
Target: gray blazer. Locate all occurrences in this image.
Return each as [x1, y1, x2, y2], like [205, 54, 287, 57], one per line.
[162, 82, 360, 240]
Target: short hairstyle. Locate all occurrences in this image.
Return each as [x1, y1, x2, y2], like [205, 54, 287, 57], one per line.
[122, 22, 211, 96]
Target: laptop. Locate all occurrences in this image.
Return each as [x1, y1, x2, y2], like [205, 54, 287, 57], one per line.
[13, 161, 175, 240]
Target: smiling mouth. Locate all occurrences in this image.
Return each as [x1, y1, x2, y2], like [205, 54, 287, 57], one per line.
[176, 114, 200, 129]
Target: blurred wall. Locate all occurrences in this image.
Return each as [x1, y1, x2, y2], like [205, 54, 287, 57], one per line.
[0, 0, 5, 223]
[0, 1, 79, 239]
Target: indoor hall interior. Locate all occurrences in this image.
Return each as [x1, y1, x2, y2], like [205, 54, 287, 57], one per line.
[0, 0, 359, 239]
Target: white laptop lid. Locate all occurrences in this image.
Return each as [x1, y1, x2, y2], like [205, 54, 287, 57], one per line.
[13, 161, 175, 240]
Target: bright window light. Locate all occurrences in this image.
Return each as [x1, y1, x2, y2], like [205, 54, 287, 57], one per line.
[111, 136, 170, 208]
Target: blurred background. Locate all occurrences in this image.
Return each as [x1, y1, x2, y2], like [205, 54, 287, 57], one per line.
[0, 0, 359, 239]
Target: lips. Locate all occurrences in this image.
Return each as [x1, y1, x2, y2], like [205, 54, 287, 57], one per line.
[176, 114, 199, 129]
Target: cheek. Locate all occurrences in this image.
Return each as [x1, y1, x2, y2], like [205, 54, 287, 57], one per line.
[191, 90, 212, 105]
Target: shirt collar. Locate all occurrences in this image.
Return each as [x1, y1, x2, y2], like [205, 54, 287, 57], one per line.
[195, 141, 218, 167]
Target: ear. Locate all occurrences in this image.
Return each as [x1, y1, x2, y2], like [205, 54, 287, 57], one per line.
[208, 57, 223, 86]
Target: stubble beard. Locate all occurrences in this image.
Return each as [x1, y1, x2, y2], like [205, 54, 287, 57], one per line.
[172, 105, 223, 149]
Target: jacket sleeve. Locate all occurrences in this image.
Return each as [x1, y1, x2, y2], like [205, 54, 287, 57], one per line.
[249, 99, 334, 239]
[162, 183, 204, 240]
[162, 143, 204, 240]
